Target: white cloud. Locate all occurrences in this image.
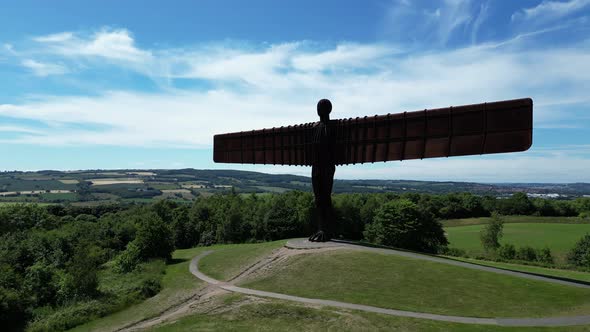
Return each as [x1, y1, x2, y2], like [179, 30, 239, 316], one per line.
[34, 28, 152, 63]
[203, 153, 590, 183]
[381, 0, 475, 46]
[471, 2, 490, 43]
[512, 0, 590, 22]
[34, 32, 74, 43]
[21, 59, 69, 76]
[1, 34, 589, 148]
[0, 25, 589, 181]
[0, 125, 42, 134]
[3, 43, 15, 54]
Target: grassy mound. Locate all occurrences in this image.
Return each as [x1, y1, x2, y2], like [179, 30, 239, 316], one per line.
[152, 294, 588, 332]
[198, 240, 287, 281]
[241, 250, 590, 318]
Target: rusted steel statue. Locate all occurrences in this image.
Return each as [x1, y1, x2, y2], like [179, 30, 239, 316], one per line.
[213, 98, 533, 242]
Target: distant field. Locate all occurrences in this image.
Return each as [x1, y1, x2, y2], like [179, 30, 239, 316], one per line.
[89, 178, 144, 185]
[0, 202, 53, 206]
[39, 192, 78, 201]
[446, 256, 590, 283]
[127, 171, 156, 176]
[58, 179, 79, 184]
[443, 216, 587, 227]
[149, 183, 181, 190]
[445, 222, 590, 260]
[254, 186, 289, 193]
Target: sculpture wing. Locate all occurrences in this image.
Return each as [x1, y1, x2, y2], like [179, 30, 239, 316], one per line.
[332, 98, 532, 165]
[213, 98, 533, 166]
[213, 123, 316, 166]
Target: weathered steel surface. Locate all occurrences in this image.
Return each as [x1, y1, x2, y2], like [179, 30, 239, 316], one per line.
[213, 98, 533, 166]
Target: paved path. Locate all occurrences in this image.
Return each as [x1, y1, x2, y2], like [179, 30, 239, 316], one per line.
[190, 245, 590, 327]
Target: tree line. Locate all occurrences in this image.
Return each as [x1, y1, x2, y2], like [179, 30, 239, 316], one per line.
[1, 191, 590, 330]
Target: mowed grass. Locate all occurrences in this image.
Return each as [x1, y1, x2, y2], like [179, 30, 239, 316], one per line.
[153, 295, 590, 332]
[445, 222, 590, 259]
[241, 250, 590, 318]
[443, 216, 587, 227]
[198, 240, 287, 281]
[446, 256, 590, 283]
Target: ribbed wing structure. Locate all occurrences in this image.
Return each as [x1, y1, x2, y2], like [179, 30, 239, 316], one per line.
[213, 98, 533, 166]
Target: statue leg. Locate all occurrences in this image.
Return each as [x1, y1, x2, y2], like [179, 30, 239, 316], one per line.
[309, 164, 335, 242]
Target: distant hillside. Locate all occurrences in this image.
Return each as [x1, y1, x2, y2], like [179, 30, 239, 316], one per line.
[0, 169, 588, 205]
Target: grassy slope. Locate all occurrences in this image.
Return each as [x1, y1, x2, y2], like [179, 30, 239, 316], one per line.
[154, 294, 590, 332]
[71, 240, 286, 331]
[241, 250, 590, 318]
[198, 240, 287, 281]
[444, 222, 590, 258]
[445, 256, 590, 283]
[69, 246, 207, 332]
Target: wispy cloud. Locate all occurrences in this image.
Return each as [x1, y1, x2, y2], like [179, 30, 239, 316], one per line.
[34, 28, 152, 63]
[471, 2, 490, 43]
[380, 0, 478, 46]
[512, 0, 590, 23]
[21, 59, 69, 76]
[0, 19, 588, 180]
[0, 38, 588, 147]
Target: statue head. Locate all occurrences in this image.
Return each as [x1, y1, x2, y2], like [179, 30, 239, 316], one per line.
[317, 99, 332, 122]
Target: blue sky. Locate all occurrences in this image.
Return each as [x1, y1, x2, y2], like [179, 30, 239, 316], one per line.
[0, 0, 589, 182]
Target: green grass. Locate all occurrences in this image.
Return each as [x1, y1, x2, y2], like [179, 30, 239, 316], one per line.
[28, 260, 167, 332]
[445, 223, 590, 260]
[0, 201, 54, 206]
[69, 247, 208, 332]
[39, 192, 78, 201]
[72, 241, 286, 331]
[198, 240, 287, 281]
[254, 186, 290, 193]
[148, 183, 181, 190]
[241, 250, 590, 318]
[153, 294, 590, 332]
[443, 216, 587, 227]
[445, 256, 590, 283]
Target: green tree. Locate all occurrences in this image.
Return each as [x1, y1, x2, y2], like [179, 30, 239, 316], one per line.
[115, 211, 174, 272]
[567, 234, 590, 269]
[263, 194, 300, 241]
[133, 211, 174, 261]
[363, 199, 448, 253]
[480, 212, 504, 253]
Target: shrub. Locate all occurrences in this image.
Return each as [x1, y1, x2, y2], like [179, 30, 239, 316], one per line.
[114, 242, 142, 273]
[363, 199, 448, 253]
[536, 247, 554, 264]
[440, 247, 466, 257]
[567, 234, 590, 269]
[480, 212, 504, 253]
[136, 277, 161, 298]
[516, 246, 537, 261]
[498, 244, 516, 260]
[26, 300, 111, 332]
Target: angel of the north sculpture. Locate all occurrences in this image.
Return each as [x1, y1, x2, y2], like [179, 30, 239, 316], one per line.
[214, 98, 533, 242]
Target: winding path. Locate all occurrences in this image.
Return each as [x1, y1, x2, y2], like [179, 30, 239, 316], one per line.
[190, 240, 590, 327]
